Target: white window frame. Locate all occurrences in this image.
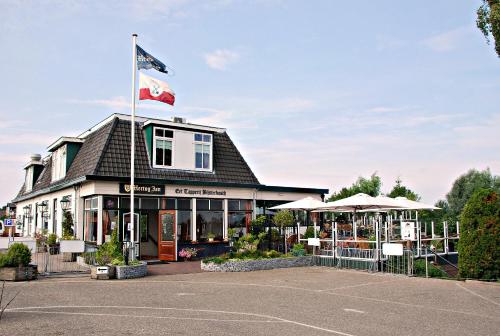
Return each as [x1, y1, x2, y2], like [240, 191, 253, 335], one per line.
[51, 145, 67, 182]
[152, 127, 175, 168]
[25, 167, 34, 192]
[194, 132, 213, 171]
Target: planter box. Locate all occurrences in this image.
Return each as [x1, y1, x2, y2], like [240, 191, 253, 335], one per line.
[0, 265, 38, 281]
[90, 265, 116, 280]
[202, 256, 314, 272]
[115, 262, 147, 280]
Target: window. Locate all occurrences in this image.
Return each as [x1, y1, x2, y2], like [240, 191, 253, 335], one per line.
[196, 199, 224, 242]
[103, 197, 119, 243]
[52, 199, 57, 234]
[25, 167, 33, 192]
[228, 199, 253, 236]
[194, 133, 212, 170]
[153, 127, 174, 167]
[177, 211, 192, 242]
[84, 197, 98, 242]
[51, 145, 67, 181]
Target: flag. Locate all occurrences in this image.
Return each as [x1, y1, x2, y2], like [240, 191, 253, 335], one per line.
[136, 45, 169, 74]
[139, 72, 175, 106]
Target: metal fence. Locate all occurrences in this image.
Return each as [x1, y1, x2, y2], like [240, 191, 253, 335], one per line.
[30, 246, 94, 275]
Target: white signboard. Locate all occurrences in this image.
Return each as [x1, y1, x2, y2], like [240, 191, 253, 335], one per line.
[382, 243, 404, 256]
[60, 240, 85, 253]
[0, 237, 9, 249]
[307, 238, 320, 246]
[96, 267, 109, 275]
[401, 221, 415, 241]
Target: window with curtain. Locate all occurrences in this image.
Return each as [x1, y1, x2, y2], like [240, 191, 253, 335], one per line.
[196, 199, 223, 241]
[84, 197, 98, 242]
[194, 133, 211, 170]
[228, 199, 253, 237]
[153, 127, 174, 167]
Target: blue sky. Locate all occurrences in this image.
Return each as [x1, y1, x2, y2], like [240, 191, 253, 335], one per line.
[0, 0, 499, 205]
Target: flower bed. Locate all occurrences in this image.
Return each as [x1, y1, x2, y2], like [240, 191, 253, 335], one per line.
[201, 256, 313, 272]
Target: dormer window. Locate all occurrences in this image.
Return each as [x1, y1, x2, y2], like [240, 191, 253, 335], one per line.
[153, 127, 174, 168]
[25, 167, 34, 192]
[194, 133, 212, 170]
[51, 145, 67, 182]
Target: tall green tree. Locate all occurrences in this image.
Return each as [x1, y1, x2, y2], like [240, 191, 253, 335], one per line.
[387, 178, 420, 201]
[477, 0, 500, 57]
[446, 168, 499, 222]
[328, 173, 381, 202]
[458, 189, 500, 280]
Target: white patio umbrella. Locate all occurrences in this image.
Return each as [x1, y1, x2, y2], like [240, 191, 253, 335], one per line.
[394, 196, 440, 210]
[268, 196, 327, 211]
[315, 193, 405, 241]
[317, 193, 404, 212]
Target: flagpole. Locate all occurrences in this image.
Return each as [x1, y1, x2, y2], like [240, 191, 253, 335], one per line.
[130, 33, 137, 261]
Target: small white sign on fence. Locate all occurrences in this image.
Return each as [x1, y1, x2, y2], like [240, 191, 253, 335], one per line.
[0, 237, 9, 249]
[307, 238, 320, 246]
[60, 240, 85, 253]
[382, 243, 404, 256]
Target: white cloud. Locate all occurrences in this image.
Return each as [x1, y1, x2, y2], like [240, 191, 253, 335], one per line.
[204, 49, 240, 70]
[422, 27, 471, 52]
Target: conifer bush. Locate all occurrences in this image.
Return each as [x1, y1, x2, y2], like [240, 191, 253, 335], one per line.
[458, 189, 500, 280]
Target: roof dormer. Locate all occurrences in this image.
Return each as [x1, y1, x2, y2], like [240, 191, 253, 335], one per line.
[23, 154, 44, 192]
[47, 137, 84, 182]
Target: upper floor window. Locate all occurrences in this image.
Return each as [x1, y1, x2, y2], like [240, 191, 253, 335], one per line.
[194, 133, 212, 170]
[25, 167, 34, 192]
[51, 145, 67, 182]
[153, 127, 174, 168]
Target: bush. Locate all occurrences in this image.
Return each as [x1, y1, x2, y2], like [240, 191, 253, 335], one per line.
[95, 228, 123, 266]
[414, 259, 448, 278]
[291, 243, 306, 257]
[458, 189, 500, 280]
[202, 257, 226, 264]
[265, 250, 282, 258]
[62, 211, 74, 239]
[303, 227, 319, 239]
[0, 243, 32, 267]
[47, 233, 58, 246]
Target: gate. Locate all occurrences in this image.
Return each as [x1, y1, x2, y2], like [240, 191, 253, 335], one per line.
[31, 246, 95, 275]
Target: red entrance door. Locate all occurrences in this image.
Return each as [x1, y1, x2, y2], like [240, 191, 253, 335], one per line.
[158, 210, 176, 261]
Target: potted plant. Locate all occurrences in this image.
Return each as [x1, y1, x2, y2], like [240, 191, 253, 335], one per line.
[178, 247, 198, 261]
[0, 243, 37, 281]
[46, 233, 58, 255]
[207, 232, 215, 242]
[60, 211, 77, 262]
[91, 228, 122, 280]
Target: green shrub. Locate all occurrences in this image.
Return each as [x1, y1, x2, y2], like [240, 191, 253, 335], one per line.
[47, 233, 58, 246]
[265, 250, 282, 258]
[203, 257, 226, 264]
[303, 227, 319, 239]
[458, 189, 500, 280]
[414, 259, 448, 278]
[62, 211, 74, 239]
[291, 243, 306, 257]
[0, 243, 32, 267]
[95, 228, 123, 266]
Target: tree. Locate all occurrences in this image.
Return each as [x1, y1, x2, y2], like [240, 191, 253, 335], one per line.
[272, 210, 294, 254]
[387, 178, 420, 201]
[477, 0, 500, 57]
[458, 189, 500, 280]
[328, 173, 382, 202]
[446, 168, 499, 223]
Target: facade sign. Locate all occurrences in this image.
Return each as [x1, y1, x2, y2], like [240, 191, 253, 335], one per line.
[4, 219, 14, 227]
[119, 183, 165, 195]
[174, 188, 227, 196]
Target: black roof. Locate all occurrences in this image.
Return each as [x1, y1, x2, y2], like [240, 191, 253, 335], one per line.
[14, 116, 261, 200]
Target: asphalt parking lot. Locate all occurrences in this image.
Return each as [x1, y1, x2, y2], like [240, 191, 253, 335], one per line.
[1, 267, 499, 336]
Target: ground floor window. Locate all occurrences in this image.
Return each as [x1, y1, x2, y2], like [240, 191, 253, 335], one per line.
[228, 199, 252, 237]
[84, 197, 98, 242]
[196, 211, 223, 241]
[103, 210, 119, 242]
[177, 210, 192, 242]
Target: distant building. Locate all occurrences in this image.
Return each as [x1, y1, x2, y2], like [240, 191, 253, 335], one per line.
[13, 114, 327, 260]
